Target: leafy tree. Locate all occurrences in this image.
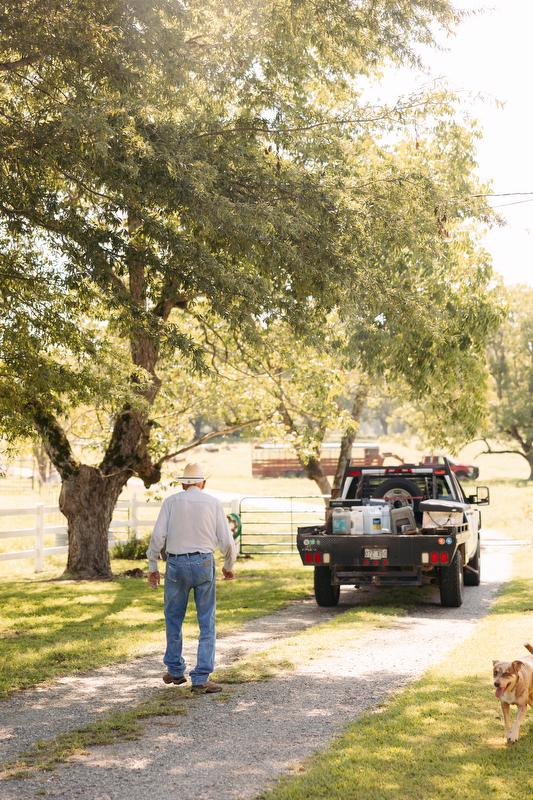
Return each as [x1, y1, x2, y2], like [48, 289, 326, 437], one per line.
[0, 0, 468, 577]
[483, 286, 533, 479]
[235, 122, 501, 497]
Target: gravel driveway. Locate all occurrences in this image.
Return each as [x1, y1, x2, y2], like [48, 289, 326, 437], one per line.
[0, 538, 517, 800]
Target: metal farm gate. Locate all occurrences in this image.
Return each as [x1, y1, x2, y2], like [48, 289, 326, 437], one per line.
[237, 496, 326, 555]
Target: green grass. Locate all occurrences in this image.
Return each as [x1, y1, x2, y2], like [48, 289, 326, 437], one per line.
[479, 481, 533, 542]
[0, 555, 312, 698]
[259, 555, 533, 800]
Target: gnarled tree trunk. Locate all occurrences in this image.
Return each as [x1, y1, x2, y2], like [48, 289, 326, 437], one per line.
[59, 466, 128, 579]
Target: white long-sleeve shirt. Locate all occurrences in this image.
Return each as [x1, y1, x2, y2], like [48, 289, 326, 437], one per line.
[147, 487, 236, 573]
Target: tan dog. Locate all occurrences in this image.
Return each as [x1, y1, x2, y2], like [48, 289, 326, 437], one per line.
[493, 643, 533, 744]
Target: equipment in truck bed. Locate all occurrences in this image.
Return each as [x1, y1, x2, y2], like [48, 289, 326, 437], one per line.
[297, 460, 489, 608]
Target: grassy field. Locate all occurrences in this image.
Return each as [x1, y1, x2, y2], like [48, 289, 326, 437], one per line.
[0, 555, 312, 698]
[0, 443, 531, 700]
[260, 550, 533, 800]
[253, 479, 533, 800]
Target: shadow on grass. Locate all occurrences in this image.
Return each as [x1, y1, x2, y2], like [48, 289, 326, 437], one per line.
[0, 564, 313, 697]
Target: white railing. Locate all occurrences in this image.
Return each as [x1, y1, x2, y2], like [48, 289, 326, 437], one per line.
[0, 495, 240, 573]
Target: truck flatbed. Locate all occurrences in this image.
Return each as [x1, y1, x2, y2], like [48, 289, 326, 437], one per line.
[297, 460, 489, 607]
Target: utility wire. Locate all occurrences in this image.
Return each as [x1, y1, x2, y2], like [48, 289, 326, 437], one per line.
[472, 191, 533, 198]
[491, 198, 533, 208]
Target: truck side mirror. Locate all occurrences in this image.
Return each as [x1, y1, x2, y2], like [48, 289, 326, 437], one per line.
[470, 486, 489, 506]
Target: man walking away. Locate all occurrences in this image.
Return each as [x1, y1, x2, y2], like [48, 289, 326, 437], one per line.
[147, 463, 236, 694]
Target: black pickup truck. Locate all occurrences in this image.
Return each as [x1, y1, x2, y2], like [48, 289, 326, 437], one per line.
[297, 460, 489, 608]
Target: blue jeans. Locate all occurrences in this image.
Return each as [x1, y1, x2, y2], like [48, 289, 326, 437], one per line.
[163, 552, 216, 686]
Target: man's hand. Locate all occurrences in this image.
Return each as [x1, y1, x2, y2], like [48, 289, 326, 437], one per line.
[148, 570, 161, 589]
[222, 567, 235, 580]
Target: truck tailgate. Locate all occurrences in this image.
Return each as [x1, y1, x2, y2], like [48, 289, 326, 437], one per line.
[297, 528, 468, 568]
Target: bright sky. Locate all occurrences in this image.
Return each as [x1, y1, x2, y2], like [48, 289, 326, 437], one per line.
[377, 0, 533, 287]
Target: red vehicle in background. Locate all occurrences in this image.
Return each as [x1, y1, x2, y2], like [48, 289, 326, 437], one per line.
[421, 455, 479, 481]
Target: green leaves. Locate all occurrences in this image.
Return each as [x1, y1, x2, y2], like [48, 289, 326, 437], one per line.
[0, 0, 497, 479]
[486, 286, 533, 473]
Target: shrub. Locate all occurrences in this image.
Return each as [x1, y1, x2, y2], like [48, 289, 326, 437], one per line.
[112, 535, 150, 560]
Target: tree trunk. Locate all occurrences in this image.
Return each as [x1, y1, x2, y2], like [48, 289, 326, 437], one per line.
[304, 455, 332, 498]
[59, 465, 127, 579]
[33, 442, 50, 486]
[526, 451, 533, 481]
[331, 384, 368, 499]
[379, 415, 389, 436]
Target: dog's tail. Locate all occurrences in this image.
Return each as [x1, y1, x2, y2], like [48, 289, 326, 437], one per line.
[524, 643, 533, 655]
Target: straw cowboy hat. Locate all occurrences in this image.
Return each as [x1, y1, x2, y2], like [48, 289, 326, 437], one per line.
[177, 462, 207, 485]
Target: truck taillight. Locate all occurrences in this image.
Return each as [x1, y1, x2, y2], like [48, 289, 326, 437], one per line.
[304, 552, 313, 564]
[304, 551, 322, 565]
[427, 551, 449, 565]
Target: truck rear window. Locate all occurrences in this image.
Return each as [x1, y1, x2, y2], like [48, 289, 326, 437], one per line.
[343, 474, 453, 501]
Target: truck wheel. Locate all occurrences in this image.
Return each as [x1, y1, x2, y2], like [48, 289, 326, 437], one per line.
[373, 477, 422, 504]
[464, 536, 481, 586]
[314, 566, 340, 607]
[373, 477, 424, 522]
[439, 549, 464, 607]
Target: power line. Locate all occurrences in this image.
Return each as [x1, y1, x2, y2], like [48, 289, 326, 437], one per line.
[473, 191, 533, 198]
[491, 198, 533, 208]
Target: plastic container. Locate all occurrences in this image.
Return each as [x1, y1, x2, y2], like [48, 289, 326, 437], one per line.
[363, 504, 391, 534]
[350, 506, 365, 534]
[331, 508, 352, 534]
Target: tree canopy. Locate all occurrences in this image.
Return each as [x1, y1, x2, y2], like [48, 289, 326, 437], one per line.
[0, 0, 501, 575]
[484, 285, 533, 479]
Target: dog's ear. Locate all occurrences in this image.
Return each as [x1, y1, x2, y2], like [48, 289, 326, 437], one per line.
[512, 660, 523, 674]
[492, 660, 498, 666]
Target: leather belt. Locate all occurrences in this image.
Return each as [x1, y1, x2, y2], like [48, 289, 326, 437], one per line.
[166, 551, 204, 558]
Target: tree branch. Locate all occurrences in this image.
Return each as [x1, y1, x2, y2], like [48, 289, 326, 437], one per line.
[188, 98, 444, 142]
[0, 55, 35, 72]
[157, 418, 262, 465]
[30, 404, 79, 479]
[473, 437, 529, 458]
[507, 425, 531, 453]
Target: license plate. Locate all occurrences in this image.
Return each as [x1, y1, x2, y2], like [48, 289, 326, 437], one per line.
[364, 548, 388, 560]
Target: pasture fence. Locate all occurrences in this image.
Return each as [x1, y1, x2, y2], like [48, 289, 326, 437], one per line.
[0, 494, 326, 571]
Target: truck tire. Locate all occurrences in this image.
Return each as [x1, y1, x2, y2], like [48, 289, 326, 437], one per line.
[374, 476, 426, 524]
[373, 477, 422, 504]
[439, 549, 464, 607]
[464, 536, 481, 586]
[314, 566, 340, 607]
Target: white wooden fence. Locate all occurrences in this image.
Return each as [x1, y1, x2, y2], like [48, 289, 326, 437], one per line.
[0, 496, 239, 573]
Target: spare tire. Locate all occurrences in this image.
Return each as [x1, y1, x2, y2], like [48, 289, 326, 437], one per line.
[372, 477, 425, 523]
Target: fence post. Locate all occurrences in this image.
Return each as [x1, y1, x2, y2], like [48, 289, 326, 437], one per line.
[35, 503, 44, 573]
[131, 492, 139, 540]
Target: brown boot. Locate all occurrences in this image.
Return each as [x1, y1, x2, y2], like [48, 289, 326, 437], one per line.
[163, 672, 187, 686]
[191, 680, 223, 694]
